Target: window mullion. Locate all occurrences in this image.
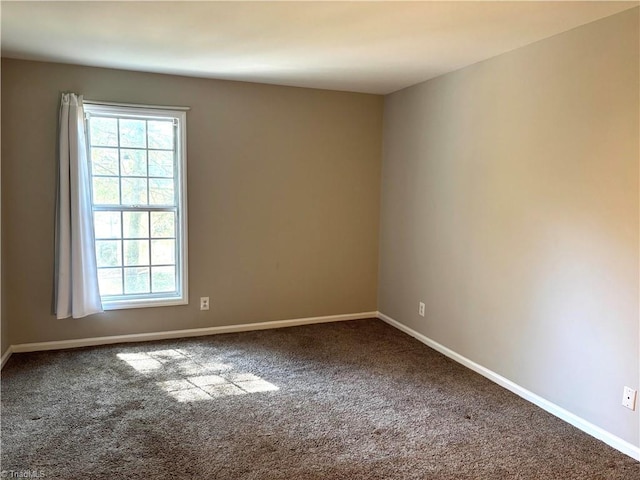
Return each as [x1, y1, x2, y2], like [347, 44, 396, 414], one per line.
[120, 210, 125, 296]
[116, 119, 122, 205]
[93, 205, 176, 213]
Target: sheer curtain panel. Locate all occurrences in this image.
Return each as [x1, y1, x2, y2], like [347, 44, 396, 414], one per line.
[54, 93, 103, 319]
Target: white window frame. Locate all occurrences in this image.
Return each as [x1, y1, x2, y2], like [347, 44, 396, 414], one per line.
[84, 103, 189, 310]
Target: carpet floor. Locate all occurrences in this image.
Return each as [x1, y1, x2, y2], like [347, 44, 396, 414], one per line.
[1, 319, 638, 479]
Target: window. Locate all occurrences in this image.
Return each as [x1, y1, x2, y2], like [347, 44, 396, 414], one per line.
[84, 103, 188, 309]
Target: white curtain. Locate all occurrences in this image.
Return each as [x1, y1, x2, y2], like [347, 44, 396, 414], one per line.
[55, 93, 103, 319]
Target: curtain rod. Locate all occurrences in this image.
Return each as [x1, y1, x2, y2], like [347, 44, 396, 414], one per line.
[83, 99, 190, 111]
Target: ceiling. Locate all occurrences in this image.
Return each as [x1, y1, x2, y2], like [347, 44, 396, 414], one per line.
[1, 1, 637, 94]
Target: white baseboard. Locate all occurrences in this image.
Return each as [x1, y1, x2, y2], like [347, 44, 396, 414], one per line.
[8, 311, 377, 354]
[376, 311, 640, 462]
[1, 346, 13, 369]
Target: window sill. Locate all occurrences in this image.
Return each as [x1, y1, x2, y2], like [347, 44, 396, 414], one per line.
[102, 296, 188, 311]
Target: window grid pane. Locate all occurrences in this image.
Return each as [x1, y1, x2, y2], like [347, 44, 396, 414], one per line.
[98, 268, 123, 296]
[124, 267, 150, 294]
[88, 111, 181, 302]
[152, 266, 176, 293]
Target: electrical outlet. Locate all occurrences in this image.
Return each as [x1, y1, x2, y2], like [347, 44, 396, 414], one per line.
[200, 297, 210, 311]
[418, 302, 425, 317]
[622, 386, 637, 410]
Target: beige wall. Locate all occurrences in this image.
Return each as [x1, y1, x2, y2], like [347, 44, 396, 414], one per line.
[379, 8, 639, 446]
[1, 59, 382, 348]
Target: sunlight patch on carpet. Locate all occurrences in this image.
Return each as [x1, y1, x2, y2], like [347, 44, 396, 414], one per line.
[117, 349, 279, 402]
